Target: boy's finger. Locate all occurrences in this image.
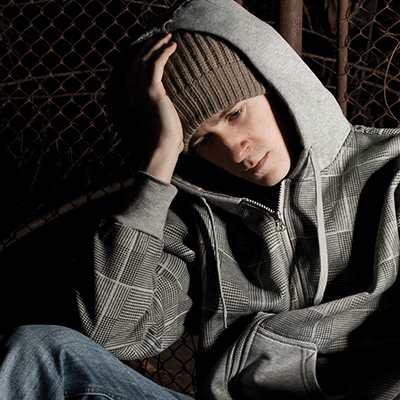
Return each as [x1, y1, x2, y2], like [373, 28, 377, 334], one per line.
[154, 40, 177, 71]
[141, 33, 173, 63]
[148, 41, 177, 97]
[129, 34, 176, 97]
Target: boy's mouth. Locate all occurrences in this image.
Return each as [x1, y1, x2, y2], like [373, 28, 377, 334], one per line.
[245, 152, 268, 174]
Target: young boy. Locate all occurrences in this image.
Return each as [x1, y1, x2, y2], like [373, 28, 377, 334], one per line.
[2, 0, 400, 399]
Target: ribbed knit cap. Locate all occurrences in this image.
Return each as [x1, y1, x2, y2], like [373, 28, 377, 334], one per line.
[163, 31, 266, 152]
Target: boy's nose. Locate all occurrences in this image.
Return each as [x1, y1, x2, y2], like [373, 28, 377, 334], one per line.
[222, 135, 250, 164]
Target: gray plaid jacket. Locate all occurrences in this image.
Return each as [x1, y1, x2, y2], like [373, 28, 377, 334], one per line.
[77, 0, 400, 398]
[77, 125, 400, 399]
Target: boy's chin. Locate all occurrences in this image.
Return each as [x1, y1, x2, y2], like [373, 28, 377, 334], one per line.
[242, 173, 287, 187]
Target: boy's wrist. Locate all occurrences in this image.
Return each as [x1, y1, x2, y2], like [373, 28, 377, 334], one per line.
[145, 142, 181, 183]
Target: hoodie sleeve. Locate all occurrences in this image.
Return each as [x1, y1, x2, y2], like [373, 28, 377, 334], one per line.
[76, 172, 194, 360]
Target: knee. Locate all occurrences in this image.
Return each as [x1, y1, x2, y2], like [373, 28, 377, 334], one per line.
[3, 325, 86, 359]
[0, 325, 92, 399]
[7, 324, 66, 342]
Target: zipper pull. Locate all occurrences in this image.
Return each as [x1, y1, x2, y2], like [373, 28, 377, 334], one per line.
[275, 210, 286, 231]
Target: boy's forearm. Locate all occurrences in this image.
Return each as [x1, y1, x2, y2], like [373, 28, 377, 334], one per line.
[145, 140, 182, 183]
[127, 33, 184, 184]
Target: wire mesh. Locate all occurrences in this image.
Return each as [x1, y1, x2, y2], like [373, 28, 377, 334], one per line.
[346, 0, 400, 127]
[0, 0, 180, 247]
[1, 0, 399, 397]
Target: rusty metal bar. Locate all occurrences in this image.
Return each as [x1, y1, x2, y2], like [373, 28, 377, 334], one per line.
[280, 0, 303, 56]
[337, 0, 349, 116]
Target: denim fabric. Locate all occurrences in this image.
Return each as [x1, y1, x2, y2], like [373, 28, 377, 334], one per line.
[0, 325, 192, 400]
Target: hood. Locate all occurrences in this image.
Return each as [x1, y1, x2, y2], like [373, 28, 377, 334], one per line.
[131, 0, 351, 182]
[128, 0, 351, 311]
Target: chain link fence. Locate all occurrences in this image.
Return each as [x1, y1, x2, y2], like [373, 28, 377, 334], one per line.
[301, 0, 400, 127]
[1, 0, 399, 397]
[346, 0, 400, 126]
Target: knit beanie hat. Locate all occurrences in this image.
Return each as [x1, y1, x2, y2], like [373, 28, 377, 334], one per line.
[162, 31, 266, 152]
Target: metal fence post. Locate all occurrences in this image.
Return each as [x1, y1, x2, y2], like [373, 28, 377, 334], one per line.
[337, 0, 349, 116]
[280, 0, 303, 56]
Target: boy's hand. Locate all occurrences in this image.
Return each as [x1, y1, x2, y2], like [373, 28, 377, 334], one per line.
[127, 33, 184, 182]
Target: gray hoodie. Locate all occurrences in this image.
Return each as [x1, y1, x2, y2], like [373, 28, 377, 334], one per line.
[77, 0, 400, 398]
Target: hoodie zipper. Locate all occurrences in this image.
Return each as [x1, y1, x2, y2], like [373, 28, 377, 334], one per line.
[244, 181, 286, 232]
[173, 177, 287, 231]
[275, 210, 286, 231]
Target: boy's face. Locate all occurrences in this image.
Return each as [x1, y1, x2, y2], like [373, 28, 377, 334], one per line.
[189, 94, 293, 187]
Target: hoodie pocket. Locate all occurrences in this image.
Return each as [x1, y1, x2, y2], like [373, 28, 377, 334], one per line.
[232, 326, 345, 400]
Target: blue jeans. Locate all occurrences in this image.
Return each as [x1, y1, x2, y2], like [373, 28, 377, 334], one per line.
[0, 325, 193, 400]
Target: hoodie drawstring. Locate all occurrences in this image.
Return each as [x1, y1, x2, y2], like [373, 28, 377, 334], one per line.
[309, 148, 329, 305]
[199, 149, 327, 319]
[200, 197, 229, 329]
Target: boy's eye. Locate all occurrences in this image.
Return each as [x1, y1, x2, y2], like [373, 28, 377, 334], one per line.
[190, 133, 212, 151]
[229, 108, 242, 120]
[197, 134, 211, 147]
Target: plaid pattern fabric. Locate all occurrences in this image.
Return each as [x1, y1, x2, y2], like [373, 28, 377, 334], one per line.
[77, 125, 400, 397]
[76, 217, 194, 359]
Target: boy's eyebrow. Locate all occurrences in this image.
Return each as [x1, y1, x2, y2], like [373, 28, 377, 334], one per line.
[210, 102, 241, 124]
[191, 100, 244, 143]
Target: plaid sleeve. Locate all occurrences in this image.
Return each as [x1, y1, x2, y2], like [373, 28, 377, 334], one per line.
[76, 174, 193, 360]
